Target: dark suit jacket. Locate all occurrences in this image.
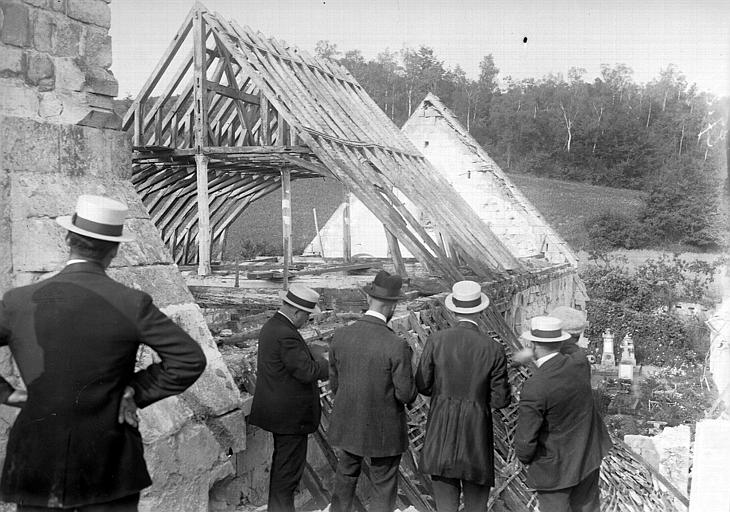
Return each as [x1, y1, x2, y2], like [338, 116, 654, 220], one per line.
[415, 322, 510, 486]
[515, 349, 612, 491]
[249, 312, 328, 435]
[328, 315, 417, 457]
[0, 262, 206, 508]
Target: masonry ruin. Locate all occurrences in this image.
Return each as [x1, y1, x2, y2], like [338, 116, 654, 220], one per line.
[0, 1, 702, 511]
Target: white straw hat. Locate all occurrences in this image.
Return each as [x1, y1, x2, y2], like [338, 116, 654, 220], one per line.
[279, 283, 321, 313]
[522, 316, 571, 343]
[56, 195, 134, 242]
[445, 280, 490, 314]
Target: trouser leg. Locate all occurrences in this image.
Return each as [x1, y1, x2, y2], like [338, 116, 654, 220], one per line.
[461, 480, 490, 512]
[536, 487, 571, 512]
[368, 454, 401, 512]
[331, 450, 363, 512]
[430, 475, 461, 512]
[569, 468, 601, 512]
[268, 433, 308, 512]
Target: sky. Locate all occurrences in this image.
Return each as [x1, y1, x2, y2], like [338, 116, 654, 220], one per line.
[110, 0, 730, 99]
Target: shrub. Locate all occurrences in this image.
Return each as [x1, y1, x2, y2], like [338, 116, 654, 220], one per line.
[585, 212, 652, 251]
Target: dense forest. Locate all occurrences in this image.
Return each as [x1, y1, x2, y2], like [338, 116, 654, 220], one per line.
[316, 41, 729, 250]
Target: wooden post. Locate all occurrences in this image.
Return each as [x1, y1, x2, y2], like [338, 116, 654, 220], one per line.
[195, 155, 212, 276]
[281, 168, 292, 289]
[342, 192, 351, 262]
[260, 94, 270, 145]
[133, 102, 143, 146]
[192, 6, 211, 276]
[385, 228, 407, 278]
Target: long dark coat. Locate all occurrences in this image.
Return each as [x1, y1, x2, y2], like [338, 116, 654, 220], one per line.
[516, 349, 612, 491]
[328, 315, 417, 457]
[249, 312, 329, 435]
[415, 322, 510, 486]
[0, 262, 206, 508]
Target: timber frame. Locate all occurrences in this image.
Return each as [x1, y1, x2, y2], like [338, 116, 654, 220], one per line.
[124, 2, 523, 280]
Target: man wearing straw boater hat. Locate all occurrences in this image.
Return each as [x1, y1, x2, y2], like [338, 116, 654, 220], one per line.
[415, 280, 510, 512]
[328, 270, 417, 512]
[515, 316, 611, 512]
[249, 283, 329, 512]
[0, 195, 206, 511]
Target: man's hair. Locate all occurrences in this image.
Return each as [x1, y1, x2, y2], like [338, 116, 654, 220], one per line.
[67, 231, 119, 261]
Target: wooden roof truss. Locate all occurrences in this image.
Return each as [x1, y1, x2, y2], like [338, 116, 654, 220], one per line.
[123, 2, 524, 280]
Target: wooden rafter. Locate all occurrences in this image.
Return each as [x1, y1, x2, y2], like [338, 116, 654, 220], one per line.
[124, 2, 522, 276]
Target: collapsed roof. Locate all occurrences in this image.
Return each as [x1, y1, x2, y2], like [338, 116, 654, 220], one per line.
[123, 2, 522, 281]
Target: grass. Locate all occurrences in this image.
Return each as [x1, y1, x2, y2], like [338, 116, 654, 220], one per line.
[224, 172, 648, 257]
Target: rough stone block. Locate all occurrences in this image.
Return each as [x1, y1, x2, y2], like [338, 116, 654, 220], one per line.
[0, 45, 23, 75]
[10, 171, 148, 220]
[54, 56, 84, 91]
[25, 51, 54, 86]
[0, 116, 59, 173]
[67, 0, 109, 28]
[139, 395, 194, 444]
[83, 65, 117, 96]
[235, 425, 273, 506]
[12, 269, 59, 287]
[106, 265, 194, 307]
[11, 217, 67, 272]
[38, 90, 63, 118]
[23, 0, 47, 6]
[0, 2, 30, 47]
[0, 169, 11, 294]
[49, 0, 64, 12]
[115, 218, 174, 267]
[81, 26, 111, 67]
[59, 122, 129, 178]
[53, 17, 82, 58]
[689, 419, 730, 512]
[206, 409, 247, 454]
[0, 81, 40, 119]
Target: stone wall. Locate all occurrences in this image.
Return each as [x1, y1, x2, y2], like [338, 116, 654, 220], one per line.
[0, 116, 247, 511]
[0, 2, 248, 510]
[0, 0, 118, 125]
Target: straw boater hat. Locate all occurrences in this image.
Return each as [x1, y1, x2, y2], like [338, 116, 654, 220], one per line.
[445, 280, 490, 314]
[279, 283, 321, 314]
[549, 306, 588, 335]
[362, 270, 405, 301]
[56, 194, 134, 242]
[521, 316, 571, 343]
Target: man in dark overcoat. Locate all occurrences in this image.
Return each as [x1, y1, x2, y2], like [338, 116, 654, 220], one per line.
[328, 270, 417, 512]
[515, 316, 612, 512]
[0, 195, 206, 511]
[415, 280, 510, 512]
[248, 284, 329, 512]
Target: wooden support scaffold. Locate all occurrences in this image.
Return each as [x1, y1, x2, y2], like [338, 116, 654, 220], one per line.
[122, 1, 523, 283]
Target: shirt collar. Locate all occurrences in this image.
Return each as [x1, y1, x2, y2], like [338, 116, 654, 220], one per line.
[66, 259, 90, 265]
[535, 352, 560, 368]
[277, 310, 296, 326]
[364, 310, 387, 323]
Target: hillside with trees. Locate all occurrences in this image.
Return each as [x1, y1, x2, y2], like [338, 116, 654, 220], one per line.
[317, 41, 729, 251]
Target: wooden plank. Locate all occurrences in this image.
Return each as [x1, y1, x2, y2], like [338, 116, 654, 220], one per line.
[195, 154, 212, 275]
[280, 167, 292, 289]
[259, 93, 270, 145]
[342, 191, 351, 262]
[205, 80, 260, 105]
[385, 228, 407, 277]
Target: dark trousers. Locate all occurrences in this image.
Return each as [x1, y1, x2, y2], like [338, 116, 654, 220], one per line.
[268, 433, 308, 512]
[331, 450, 401, 512]
[536, 469, 601, 512]
[431, 475, 491, 512]
[17, 493, 140, 512]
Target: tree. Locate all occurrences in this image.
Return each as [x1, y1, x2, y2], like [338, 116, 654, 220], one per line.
[314, 40, 340, 60]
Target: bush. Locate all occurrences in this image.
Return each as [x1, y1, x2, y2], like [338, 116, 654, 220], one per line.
[585, 212, 652, 251]
[585, 299, 698, 366]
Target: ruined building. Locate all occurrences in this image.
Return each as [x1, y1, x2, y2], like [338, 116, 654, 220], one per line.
[1, 1, 687, 511]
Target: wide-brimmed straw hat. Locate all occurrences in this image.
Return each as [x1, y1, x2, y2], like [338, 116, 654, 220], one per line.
[521, 316, 571, 343]
[445, 280, 490, 314]
[549, 306, 588, 335]
[56, 194, 134, 242]
[362, 270, 405, 301]
[279, 283, 321, 313]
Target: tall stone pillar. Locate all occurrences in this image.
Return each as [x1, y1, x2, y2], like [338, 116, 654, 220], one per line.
[0, 2, 245, 510]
